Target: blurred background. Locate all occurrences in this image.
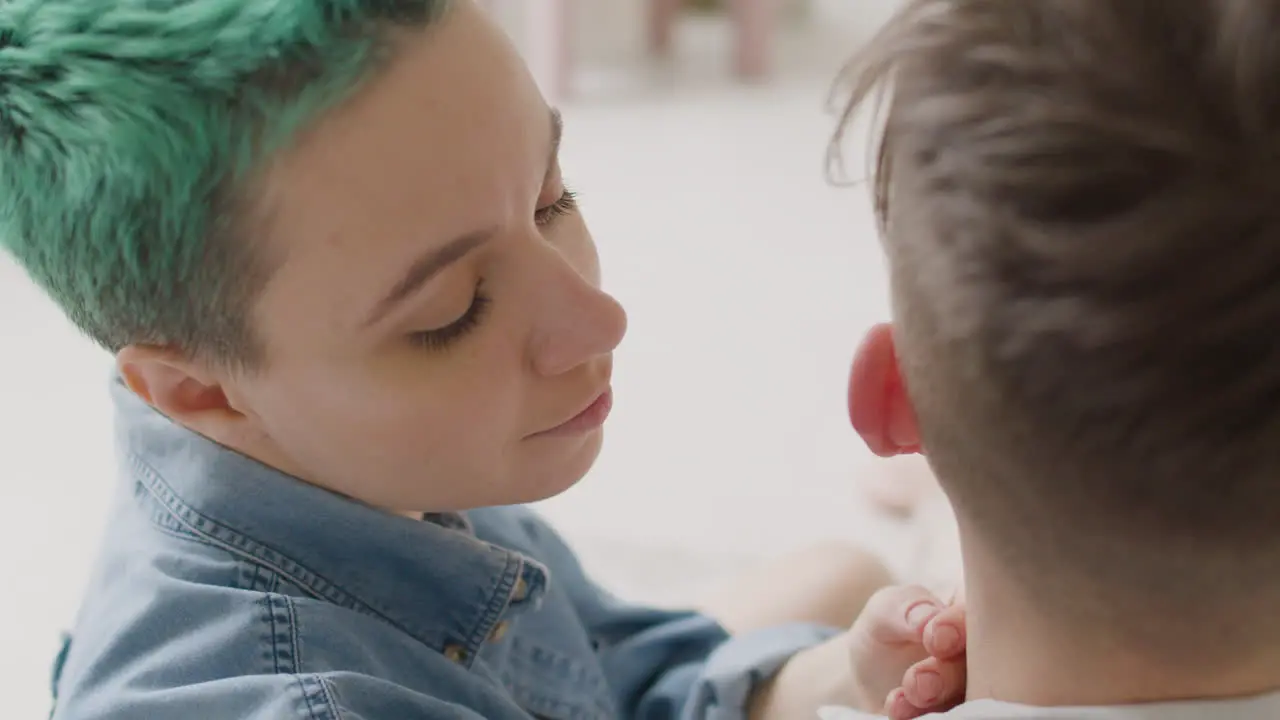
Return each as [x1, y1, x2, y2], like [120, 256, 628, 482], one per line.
[0, 1, 921, 715]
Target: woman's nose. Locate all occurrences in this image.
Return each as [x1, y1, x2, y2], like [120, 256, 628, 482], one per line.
[529, 282, 627, 378]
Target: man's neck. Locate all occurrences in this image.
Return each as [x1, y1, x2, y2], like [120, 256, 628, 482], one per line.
[961, 559, 1280, 708]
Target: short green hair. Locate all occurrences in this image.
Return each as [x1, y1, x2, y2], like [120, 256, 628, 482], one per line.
[0, 0, 449, 367]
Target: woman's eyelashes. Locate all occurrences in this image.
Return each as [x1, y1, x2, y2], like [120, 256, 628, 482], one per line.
[410, 188, 579, 352]
[409, 284, 490, 351]
[535, 187, 577, 227]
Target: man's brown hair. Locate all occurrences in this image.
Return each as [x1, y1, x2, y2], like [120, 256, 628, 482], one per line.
[834, 0, 1280, 648]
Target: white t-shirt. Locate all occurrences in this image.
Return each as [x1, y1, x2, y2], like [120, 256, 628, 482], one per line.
[819, 690, 1280, 719]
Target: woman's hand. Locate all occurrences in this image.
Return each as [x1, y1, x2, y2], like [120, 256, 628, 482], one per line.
[847, 585, 967, 719]
[748, 584, 967, 720]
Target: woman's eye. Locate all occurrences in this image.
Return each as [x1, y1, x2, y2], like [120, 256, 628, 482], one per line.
[408, 284, 490, 352]
[534, 188, 578, 227]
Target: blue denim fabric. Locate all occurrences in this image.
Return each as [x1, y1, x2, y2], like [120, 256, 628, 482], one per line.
[49, 381, 836, 719]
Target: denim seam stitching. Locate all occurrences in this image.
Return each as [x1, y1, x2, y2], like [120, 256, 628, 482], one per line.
[318, 676, 343, 720]
[129, 452, 414, 641]
[264, 595, 282, 675]
[461, 552, 523, 655]
[284, 594, 303, 672]
[296, 674, 336, 720]
[149, 523, 203, 544]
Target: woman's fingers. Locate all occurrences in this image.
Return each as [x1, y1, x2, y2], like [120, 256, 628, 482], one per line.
[856, 584, 945, 645]
[849, 585, 948, 713]
[880, 597, 969, 720]
[884, 688, 930, 720]
[923, 603, 967, 660]
[901, 655, 967, 712]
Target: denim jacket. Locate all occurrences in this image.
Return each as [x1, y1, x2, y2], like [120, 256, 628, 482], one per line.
[49, 381, 836, 720]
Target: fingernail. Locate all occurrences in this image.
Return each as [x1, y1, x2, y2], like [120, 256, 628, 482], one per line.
[914, 670, 943, 704]
[887, 690, 914, 720]
[906, 601, 937, 629]
[931, 624, 961, 656]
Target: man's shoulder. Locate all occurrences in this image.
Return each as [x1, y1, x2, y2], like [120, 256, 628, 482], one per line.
[821, 692, 1280, 720]
[819, 707, 887, 720]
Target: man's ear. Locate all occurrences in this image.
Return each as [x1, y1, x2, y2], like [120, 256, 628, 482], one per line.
[116, 345, 249, 436]
[848, 323, 922, 457]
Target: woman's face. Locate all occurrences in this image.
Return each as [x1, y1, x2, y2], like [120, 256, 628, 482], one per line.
[224, 1, 627, 513]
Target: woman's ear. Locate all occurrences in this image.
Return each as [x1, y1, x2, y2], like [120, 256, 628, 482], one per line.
[116, 345, 248, 433]
[848, 323, 921, 457]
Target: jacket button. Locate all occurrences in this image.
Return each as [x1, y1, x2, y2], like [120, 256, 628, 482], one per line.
[443, 644, 468, 664]
[488, 621, 510, 643]
[513, 577, 530, 602]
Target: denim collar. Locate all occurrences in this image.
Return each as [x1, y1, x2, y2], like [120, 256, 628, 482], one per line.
[112, 379, 548, 656]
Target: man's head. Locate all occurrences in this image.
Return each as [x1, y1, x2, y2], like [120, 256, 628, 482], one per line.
[1, 0, 626, 513]
[842, 0, 1280, 656]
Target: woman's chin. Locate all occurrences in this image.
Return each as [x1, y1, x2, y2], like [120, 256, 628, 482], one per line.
[515, 427, 606, 504]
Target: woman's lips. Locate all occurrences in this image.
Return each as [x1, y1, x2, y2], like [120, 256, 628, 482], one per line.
[532, 387, 613, 438]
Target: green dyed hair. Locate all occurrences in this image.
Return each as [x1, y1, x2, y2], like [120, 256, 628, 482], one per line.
[0, 0, 449, 366]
